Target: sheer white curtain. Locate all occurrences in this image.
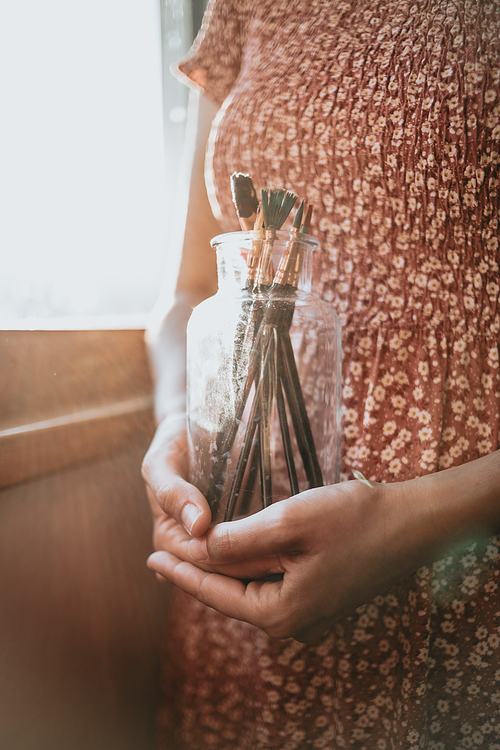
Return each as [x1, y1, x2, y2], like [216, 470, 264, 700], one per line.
[0, 0, 197, 328]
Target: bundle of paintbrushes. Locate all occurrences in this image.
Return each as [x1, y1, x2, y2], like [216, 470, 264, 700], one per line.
[204, 173, 324, 522]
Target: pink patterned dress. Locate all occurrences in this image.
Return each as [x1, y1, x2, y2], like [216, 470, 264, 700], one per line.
[157, 1, 500, 747]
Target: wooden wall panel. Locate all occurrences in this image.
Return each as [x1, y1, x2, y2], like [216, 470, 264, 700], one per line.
[0, 398, 155, 489]
[0, 330, 156, 488]
[0, 444, 170, 750]
[0, 328, 170, 750]
[0, 329, 153, 427]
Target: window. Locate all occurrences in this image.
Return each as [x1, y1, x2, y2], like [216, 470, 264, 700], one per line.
[0, 0, 203, 329]
[0, 1, 206, 485]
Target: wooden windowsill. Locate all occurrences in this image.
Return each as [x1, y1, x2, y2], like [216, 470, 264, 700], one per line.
[0, 329, 156, 489]
[0, 313, 151, 331]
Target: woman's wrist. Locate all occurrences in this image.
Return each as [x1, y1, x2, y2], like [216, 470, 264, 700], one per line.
[406, 451, 500, 560]
[365, 452, 500, 585]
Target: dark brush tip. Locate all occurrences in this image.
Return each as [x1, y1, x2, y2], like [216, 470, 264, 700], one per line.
[230, 172, 259, 218]
[293, 200, 305, 229]
[300, 204, 313, 233]
[261, 189, 270, 229]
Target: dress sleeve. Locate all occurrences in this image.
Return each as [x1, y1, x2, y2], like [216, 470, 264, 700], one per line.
[172, 0, 248, 105]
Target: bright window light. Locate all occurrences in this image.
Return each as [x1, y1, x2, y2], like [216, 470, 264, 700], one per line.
[0, 0, 172, 328]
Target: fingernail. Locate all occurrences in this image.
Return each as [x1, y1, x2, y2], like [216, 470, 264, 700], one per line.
[188, 538, 209, 562]
[181, 503, 201, 534]
[147, 552, 163, 569]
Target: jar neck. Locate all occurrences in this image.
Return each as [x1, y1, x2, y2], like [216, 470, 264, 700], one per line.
[213, 230, 316, 294]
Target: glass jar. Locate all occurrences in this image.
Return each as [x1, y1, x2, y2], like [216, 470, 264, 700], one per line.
[187, 230, 342, 525]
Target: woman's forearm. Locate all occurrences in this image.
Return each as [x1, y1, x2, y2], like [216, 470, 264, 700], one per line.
[149, 92, 221, 423]
[410, 450, 500, 560]
[150, 294, 197, 423]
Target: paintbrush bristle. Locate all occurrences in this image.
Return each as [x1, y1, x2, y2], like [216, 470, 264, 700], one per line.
[260, 188, 298, 230]
[292, 200, 305, 229]
[300, 204, 313, 233]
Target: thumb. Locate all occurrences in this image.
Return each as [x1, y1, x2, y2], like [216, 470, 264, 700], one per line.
[188, 498, 299, 563]
[142, 421, 211, 536]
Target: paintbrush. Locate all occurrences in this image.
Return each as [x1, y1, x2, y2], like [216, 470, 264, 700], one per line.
[206, 186, 298, 519]
[270, 202, 323, 488]
[230, 172, 259, 231]
[226, 202, 322, 515]
[224, 199, 324, 517]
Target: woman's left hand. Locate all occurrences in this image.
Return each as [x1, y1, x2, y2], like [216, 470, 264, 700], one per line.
[148, 476, 444, 643]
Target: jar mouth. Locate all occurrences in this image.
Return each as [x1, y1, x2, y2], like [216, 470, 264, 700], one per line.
[210, 229, 318, 252]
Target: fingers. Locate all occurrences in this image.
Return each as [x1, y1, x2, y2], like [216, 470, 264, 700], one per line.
[142, 421, 211, 536]
[292, 618, 332, 645]
[152, 504, 285, 578]
[147, 550, 324, 640]
[148, 551, 290, 636]
[153, 508, 191, 554]
[188, 494, 308, 564]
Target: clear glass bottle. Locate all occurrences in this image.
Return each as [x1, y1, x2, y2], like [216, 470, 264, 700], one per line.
[187, 230, 341, 525]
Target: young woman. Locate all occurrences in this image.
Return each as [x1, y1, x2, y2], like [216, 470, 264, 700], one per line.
[143, 1, 500, 746]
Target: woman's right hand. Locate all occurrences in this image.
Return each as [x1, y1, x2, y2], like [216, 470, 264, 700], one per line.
[142, 417, 212, 549]
[142, 416, 287, 581]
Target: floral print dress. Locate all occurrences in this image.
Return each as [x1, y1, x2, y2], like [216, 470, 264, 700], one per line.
[157, 1, 500, 747]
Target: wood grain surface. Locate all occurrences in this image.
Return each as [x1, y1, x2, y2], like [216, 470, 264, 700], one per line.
[0, 329, 170, 750]
[0, 330, 156, 488]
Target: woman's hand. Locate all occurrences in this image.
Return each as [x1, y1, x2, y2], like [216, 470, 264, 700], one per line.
[147, 476, 441, 643]
[142, 416, 212, 541]
[142, 418, 288, 580]
[146, 451, 500, 643]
